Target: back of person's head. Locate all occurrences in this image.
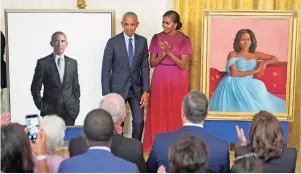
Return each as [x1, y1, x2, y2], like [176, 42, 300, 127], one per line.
[168, 135, 208, 173]
[231, 153, 264, 173]
[182, 91, 208, 123]
[1, 123, 34, 173]
[68, 137, 88, 157]
[249, 111, 284, 161]
[40, 115, 66, 152]
[83, 108, 114, 144]
[99, 93, 126, 125]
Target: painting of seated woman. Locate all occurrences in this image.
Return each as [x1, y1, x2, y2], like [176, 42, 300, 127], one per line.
[209, 28, 286, 113]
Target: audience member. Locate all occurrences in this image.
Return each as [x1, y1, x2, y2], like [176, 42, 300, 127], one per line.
[1, 123, 48, 173]
[231, 153, 264, 173]
[167, 135, 208, 173]
[1, 31, 7, 89]
[58, 108, 139, 173]
[34, 115, 66, 173]
[68, 93, 148, 172]
[147, 91, 229, 173]
[235, 111, 297, 172]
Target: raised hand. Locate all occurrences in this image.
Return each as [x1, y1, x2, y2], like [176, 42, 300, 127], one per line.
[157, 165, 166, 173]
[0, 113, 11, 126]
[25, 128, 47, 156]
[235, 125, 247, 146]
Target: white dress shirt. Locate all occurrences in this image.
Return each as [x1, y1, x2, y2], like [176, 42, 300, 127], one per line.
[89, 146, 111, 152]
[123, 32, 135, 55]
[183, 122, 204, 128]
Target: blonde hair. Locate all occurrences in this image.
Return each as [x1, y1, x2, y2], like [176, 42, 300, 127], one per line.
[40, 115, 66, 152]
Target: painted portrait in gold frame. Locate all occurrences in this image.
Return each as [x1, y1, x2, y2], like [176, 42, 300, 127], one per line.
[200, 10, 299, 121]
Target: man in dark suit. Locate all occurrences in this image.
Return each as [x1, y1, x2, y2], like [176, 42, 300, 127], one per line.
[31, 31, 80, 126]
[68, 93, 148, 172]
[147, 91, 230, 173]
[58, 109, 138, 173]
[101, 12, 150, 141]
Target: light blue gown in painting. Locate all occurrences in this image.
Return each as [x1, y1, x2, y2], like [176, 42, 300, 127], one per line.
[209, 57, 285, 113]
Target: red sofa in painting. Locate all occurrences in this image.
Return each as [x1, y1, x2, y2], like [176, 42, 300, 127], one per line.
[209, 62, 287, 100]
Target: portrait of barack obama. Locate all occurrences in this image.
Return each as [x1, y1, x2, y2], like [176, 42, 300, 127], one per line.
[31, 31, 80, 126]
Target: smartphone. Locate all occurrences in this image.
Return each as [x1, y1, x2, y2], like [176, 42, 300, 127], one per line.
[25, 114, 40, 142]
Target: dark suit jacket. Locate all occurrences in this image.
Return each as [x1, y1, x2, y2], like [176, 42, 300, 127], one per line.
[235, 145, 297, 173]
[58, 149, 139, 173]
[30, 54, 80, 119]
[68, 135, 148, 173]
[147, 126, 230, 173]
[101, 32, 150, 99]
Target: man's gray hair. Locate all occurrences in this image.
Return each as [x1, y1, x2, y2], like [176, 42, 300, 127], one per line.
[122, 11, 138, 21]
[182, 91, 208, 123]
[40, 115, 66, 152]
[99, 93, 126, 124]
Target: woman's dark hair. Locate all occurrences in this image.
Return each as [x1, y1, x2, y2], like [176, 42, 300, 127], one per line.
[163, 10, 183, 30]
[168, 135, 208, 173]
[1, 123, 34, 173]
[249, 111, 285, 161]
[231, 153, 264, 173]
[233, 29, 257, 53]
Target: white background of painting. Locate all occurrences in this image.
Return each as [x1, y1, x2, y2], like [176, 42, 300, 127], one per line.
[6, 12, 112, 125]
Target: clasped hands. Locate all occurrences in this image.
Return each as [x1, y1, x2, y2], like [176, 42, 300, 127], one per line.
[159, 41, 172, 56]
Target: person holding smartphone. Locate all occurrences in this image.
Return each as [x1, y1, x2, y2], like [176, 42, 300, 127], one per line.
[1, 123, 48, 173]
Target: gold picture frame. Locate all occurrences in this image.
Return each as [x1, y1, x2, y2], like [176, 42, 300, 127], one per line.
[200, 10, 299, 121]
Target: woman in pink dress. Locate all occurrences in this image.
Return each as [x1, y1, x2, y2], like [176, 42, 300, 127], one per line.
[143, 10, 192, 152]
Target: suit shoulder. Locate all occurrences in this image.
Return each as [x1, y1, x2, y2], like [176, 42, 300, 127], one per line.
[282, 147, 297, 159]
[113, 154, 137, 167]
[37, 54, 52, 62]
[201, 131, 229, 147]
[135, 34, 147, 42]
[65, 56, 77, 62]
[113, 135, 142, 148]
[108, 33, 123, 42]
[154, 130, 178, 142]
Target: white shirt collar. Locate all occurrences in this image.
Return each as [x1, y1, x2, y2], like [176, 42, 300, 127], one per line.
[53, 53, 65, 60]
[183, 122, 204, 128]
[123, 32, 135, 41]
[89, 146, 111, 152]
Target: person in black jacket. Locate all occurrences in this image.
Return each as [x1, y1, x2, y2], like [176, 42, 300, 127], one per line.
[235, 111, 297, 173]
[1, 31, 7, 89]
[68, 93, 148, 173]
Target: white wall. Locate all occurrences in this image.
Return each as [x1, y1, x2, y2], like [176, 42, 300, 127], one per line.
[1, 0, 173, 42]
[1, 0, 173, 137]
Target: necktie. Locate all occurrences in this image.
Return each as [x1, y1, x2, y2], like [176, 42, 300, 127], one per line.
[57, 57, 64, 82]
[128, 38, 133, 67]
